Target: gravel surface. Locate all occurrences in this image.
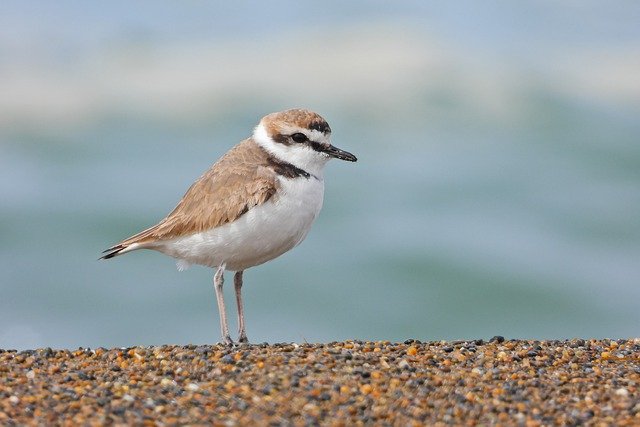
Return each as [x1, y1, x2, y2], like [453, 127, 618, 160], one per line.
[1, 338, 639, 425]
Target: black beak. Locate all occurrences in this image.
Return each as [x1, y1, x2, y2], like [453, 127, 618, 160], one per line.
[323, 144, 357, 162]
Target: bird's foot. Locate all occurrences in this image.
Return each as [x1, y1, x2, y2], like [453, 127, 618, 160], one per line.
[221, 335, 234, 346]
[238, 334, 249, 344]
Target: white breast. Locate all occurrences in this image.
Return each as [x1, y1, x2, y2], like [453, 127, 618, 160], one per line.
[156, 176, 325, 271]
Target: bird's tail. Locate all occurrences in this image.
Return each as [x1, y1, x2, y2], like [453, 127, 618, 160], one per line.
[100, 221, 162, 260]
[99, 243, 140, 260]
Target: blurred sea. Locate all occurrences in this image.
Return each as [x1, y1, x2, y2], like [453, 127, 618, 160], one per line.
[1, 1, 639, 349]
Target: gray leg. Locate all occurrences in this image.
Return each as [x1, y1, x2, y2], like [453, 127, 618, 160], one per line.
[213, 262, 232, 345]
[234, 271, 248, 343]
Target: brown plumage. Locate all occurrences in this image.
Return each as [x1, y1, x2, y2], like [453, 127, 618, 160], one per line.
[101, 138, 281, 259]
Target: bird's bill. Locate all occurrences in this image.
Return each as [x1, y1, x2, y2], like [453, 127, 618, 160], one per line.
[323, 144, 357, 162]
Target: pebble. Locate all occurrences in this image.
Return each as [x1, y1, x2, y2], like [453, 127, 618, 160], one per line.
[0, 339, 638, 424]
[615, 387, 629, 397]
[398, 359, 411, 369]
[185, 383, 200, 392]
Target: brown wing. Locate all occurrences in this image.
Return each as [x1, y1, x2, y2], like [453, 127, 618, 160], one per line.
[101, 139, 277, 257]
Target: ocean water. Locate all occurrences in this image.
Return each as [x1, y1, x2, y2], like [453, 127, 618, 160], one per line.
[1, 2, 639, 349]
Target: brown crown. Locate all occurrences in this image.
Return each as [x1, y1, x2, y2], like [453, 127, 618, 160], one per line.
[260, 109, 331, 138]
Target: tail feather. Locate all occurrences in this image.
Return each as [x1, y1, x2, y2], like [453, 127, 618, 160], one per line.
[99, 245, 126, 260]
[99, 242, 142, 260]
[100, 224, 160, 260]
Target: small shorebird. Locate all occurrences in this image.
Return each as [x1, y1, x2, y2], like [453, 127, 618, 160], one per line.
[101, 109, 357, 344]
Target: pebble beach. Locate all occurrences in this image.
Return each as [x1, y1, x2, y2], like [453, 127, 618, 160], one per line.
[1, 338, 638, 425]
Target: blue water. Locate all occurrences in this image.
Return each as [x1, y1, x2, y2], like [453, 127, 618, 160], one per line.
[1, 2, 639, 349]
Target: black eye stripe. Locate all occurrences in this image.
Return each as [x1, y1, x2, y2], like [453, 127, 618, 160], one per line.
[309, 141, 326, 153]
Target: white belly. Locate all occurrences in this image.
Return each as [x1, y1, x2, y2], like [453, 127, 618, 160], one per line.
[155, 176, 325, 271]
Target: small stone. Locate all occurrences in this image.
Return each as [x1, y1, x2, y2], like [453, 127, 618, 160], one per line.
[186, 383, 200, 392]
[9, 396, 19, 405]
[471, 367, 483, 376]
[160, 378, 177, 387]
[360, 384, 373, 395]
[39, 347, 54, 358]
[195, 346, 210, 355]
[615, 388, 629, 397]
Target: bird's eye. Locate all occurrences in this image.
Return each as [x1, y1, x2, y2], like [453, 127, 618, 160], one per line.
[291, 133, 308, 143]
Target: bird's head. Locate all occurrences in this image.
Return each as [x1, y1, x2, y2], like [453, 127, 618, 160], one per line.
[253, 109, 357, 177]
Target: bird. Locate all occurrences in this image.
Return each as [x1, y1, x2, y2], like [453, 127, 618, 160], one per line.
[101, 109, 357, 345]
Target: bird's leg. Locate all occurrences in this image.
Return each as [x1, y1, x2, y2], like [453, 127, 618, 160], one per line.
[213, 262, 232, 345]
[234, 270, 248, 343]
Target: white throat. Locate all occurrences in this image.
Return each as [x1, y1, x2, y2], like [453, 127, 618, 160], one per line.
[253, 123, 329, 179]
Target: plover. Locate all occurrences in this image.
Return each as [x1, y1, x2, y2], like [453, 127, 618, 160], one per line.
[101, 109, 357, 344]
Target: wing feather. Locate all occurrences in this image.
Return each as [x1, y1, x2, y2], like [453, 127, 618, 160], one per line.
[101, 139, 278, 257]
